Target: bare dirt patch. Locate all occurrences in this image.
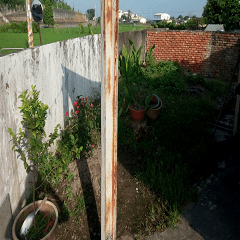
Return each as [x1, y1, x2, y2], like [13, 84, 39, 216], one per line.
[43, 146, 158, 240]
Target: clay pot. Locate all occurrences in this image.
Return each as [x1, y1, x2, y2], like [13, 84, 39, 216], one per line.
[147, 95, 162, 120]
[129, 105, 146, 122]
[12, 200, 58, 240]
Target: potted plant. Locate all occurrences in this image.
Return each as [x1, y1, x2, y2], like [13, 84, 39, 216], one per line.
[119, 38, 149, 121]
[8, 85, 60, 240]
[126, 82, 148, 121]
[146, 94, 162, 120]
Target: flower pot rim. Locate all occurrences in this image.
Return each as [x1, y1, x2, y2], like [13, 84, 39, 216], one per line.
[12, 199, 58, 240]
[128, 104, 146, 112]
[146, 94, 161, 109]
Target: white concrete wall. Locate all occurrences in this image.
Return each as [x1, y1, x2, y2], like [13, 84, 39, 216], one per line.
[0, 34, 102, 219]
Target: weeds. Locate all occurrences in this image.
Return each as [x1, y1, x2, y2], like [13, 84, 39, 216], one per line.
[118, 46, 228, 233]
[66, 171, 74, 181]
[74, 194, 87, 224]
[65, 184, 73, 199]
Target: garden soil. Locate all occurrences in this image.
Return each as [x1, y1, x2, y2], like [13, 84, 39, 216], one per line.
[48, 146, 159, 240]
[44, 108, 240, 240]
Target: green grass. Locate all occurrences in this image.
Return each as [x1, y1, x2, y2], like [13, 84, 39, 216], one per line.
[0, 23, 149, 56]
[118, 58, 229, 233]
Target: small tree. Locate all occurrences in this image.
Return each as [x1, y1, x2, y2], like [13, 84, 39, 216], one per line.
[8, 86, 60, 228]
[78, 23, 85, 33]
[43, 0, 54, 27]
[127, 9, 132, 23]
[178, 15, 183, 20]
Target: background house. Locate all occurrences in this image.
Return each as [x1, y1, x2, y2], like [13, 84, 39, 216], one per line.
[205, 24, 225, 32]
[139, 16, 147, 24]
[154, 13, 170, 22]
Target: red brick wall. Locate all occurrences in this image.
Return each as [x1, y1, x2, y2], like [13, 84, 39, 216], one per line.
[146, 30, 240, 80]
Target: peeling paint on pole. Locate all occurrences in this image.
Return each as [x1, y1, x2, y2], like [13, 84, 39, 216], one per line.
[101, 0, 119, 238]
[26, 0, 33, 48]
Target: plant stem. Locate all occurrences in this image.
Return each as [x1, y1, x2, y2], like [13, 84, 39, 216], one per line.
[33, 163, 36, 227]
[35, 166, 56, 191]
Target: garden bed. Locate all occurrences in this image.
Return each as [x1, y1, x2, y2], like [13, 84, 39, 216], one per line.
[29, 52, 232, 239]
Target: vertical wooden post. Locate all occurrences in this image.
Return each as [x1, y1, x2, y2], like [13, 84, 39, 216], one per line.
[101, 0, 119, 238]
[26, 0, 33, 48]
[233, 64, 240, 136]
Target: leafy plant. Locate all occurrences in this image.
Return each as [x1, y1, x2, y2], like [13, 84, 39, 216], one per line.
[43, 0, 55, 27]
[88, 22, 93, 34]
[78, 23, 85, 34]
[0, 23, 10, 32]
[8, 85, 60, 227]
[118, 38, 145, 114]
[66, 171, 74, 181]
[65, 184, 73, 199]
[74, 194, 87, 224]
[118, 50, 228, 233]
[20, 21, 28, 33]
[146, 44, 155, 66]
[10, 22, 21, 33]
[23, 212, 49, 240]
[57, 96, 100, 163]
[54, 24, 59, 33]
[0, 21, 38, 33]
[119, 38, 143, 82]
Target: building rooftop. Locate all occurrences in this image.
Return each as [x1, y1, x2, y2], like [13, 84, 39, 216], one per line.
[205, 24, 225, 32]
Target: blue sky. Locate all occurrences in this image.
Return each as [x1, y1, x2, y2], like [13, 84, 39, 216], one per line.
[66, 0, 208, 19]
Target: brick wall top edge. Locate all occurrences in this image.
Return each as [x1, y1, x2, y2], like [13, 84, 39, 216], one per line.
[147, 29, 208, 34]
[147, 29, 240, 36]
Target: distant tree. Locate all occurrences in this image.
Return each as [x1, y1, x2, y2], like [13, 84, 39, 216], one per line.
[127, 9, 132, 22]
[198, 17, 206, 26]
[186, 16, 198, 29]
[171, 19, 176, 27]
[43, 0, 54, 27]
[86, 8, 95, 20]
[97, 16, 101, 24]
[0, 0, 25, 10]
[184, 15, 189, 20]
[60, 1, 72, 10]
[203, 0, 240, 30]
[121, 15, 127, 21]
[177, 15, 183, 19]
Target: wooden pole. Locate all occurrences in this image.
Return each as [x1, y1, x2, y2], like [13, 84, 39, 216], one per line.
[26, 0, 33, 48]
[101, 0, 119, 238]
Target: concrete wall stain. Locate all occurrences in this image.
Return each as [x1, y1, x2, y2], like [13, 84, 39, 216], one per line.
[0, 35, 102, 225]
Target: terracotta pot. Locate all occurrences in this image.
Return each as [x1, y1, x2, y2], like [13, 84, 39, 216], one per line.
[12, 200, 58, 240]
[129, 105, 146, 122]
[147, 96, 162, 120]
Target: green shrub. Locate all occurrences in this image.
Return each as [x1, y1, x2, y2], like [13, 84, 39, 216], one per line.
[1, 21, 38, 33]
[77, 23, 85, 34]
[32, 22, 39, 33]
[20, 21, 28, 33]
[57, 96, 100, 164]
[54, 24, 59, 33]
[88, 23, 93, 34]
[0, 23, 11, 32]
[10, 22, 21, 32]
[185, 73, 207, 86]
